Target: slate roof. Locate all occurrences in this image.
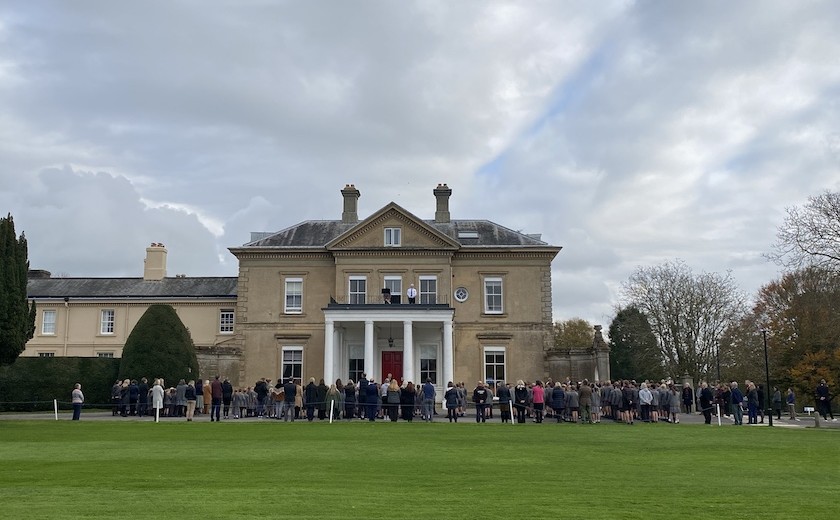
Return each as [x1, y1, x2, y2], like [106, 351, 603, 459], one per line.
[27, 277, 238, 299]
[243, 219, 550, 248]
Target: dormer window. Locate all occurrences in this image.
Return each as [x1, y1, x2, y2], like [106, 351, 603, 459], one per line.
[384, 227, 401, 247]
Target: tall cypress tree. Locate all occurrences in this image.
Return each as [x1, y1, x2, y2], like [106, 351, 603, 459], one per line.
[0, 214, 36, 366]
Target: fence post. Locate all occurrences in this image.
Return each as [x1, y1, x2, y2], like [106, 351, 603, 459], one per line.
[54, 399, 59, 421]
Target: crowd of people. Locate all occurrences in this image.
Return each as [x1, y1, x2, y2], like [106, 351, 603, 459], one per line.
[70, 374, 835, 424]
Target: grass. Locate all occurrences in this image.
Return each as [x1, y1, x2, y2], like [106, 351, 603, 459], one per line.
[0, 419, 838, 519]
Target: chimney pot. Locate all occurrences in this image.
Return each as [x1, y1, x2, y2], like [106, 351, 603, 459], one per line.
[341, 184, 361, 224]
[433, 183, 453, 224]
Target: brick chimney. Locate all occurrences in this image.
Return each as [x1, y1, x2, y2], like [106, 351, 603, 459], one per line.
[144, 243, 167, 281]
[341, 184, 361, 223]
[434, 183, 452, 223]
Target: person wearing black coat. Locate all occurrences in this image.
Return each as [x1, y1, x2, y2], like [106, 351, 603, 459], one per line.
[496, 383, 512, 423]
[137, 378, 149, 418]
[128, 380, 140, 416]
[365, 378, 379, 421]
[304, 378, 318, 421]
[316, 379, 328, 420]
[699, 382, 713, 424]
[551, 384, 566, 423]
[513, 380, 528, 424]
[344, 381, 357, 420]
[222, 379, 234, 419]
[400, 383, 416, 422]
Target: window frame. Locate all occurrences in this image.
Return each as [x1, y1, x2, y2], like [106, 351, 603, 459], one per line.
[483, 277, 504, 314]
[281, 346, 303, 381]
[100, 309, 115, 335]
[348, 344, 364, 384]
[284, 277, 304, 314]
[219, 309, 235, 334]
[41, 309, 57, 335]
[97, 351, 115, 358]
[483, 346, 506, 387]
[348, 276, 367, 304]
[384, 276, 402, 302]
[384, 227, 402, 247]
[38, 352, 56, 358]
[419, 344, 438, 385]
[419, 275, 437, 304]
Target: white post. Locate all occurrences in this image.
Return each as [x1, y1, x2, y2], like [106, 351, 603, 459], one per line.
[716, 403, 721, 427]
[54, 399, 59, 420]
[329, 400, 335, 424]
[155, 406, 159, 423]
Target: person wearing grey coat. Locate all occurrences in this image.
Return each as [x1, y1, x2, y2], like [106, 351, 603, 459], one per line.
[175, 380, 188, 417]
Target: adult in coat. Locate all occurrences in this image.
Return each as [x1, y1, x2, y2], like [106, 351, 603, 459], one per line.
[151, 379, 165, 422]
[550, 384, 566, 423]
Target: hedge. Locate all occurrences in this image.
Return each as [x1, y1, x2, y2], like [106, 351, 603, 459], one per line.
[0, 357, 120, 412]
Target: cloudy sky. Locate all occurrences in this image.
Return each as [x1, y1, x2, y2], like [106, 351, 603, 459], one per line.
[2, 1, 839, 327]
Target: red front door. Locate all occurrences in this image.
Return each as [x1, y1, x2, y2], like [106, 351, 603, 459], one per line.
[382, 351, 403, 384]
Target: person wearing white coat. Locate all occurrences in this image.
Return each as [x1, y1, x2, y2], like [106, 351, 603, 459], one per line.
[152, 379, 165, 422]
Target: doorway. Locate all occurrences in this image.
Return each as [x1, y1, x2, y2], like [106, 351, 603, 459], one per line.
[381, 351, 403, 384]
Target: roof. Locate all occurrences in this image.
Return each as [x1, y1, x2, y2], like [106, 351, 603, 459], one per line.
[27, 277, 238, 299]
[243, 219, 550, 248]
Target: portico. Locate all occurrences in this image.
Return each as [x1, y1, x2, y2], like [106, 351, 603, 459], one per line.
[323, 306, 454, 390]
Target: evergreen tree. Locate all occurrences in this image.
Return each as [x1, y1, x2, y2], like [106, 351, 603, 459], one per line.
[119, 304, 198, 385]
[608, 306, 663, 381]
[0, 214, 36, 366]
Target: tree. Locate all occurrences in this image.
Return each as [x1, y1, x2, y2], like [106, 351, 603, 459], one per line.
[119, 304, 199, 385]
[554, 318, 594, 351]
[608, 306, 664, 381]
[622, 260, 746, 383]
[768, 190, 840, 271]
[730, 267, 840, 404]
[0, 214, 36, 366]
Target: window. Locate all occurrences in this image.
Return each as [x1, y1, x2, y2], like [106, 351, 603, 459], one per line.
[454, 286, 469, 303]
[219, 309, 235, 333]
[384, 227, 401, 247]
[384, 276, 402, 303]
[100, 309, 115, 334]
[419, 276, 437, 304]
[420, 344, 437, 384]
[282, 347, 303, 380]
[484, 347, 506, 386]
[97, 352, 115, 358]
[348, 344, 364, 383]
[484, 277, 503, 314]
[349, 276, 367, 304]
[42, 310, 57, 335]
[38, 352, 55, 358]
[285, 278, 303, 313]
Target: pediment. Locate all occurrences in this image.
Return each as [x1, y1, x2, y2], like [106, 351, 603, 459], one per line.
[326, 202, 461, 250]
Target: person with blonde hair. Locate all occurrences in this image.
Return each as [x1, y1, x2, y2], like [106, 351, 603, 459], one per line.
[326, 383, 342, 420]
[386, 378, 401, 421]
[71, 383, 84, 420]
[151, 378, 165, 422]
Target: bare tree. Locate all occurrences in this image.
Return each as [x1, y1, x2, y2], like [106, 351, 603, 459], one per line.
[769, 190, 840, 271]
[622, 260, 746, 383]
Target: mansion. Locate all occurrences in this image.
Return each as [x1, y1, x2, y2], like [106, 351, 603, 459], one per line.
[24, 184, 611, 391]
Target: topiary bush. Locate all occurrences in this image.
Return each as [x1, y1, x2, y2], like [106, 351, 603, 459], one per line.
[118, 304, 198, 387]
[0, 357, 119, 411]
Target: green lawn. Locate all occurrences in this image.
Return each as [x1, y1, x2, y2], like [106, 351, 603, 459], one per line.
[0, 420, 837, 519]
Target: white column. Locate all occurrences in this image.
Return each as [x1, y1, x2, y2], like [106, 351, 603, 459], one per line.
[443, 319, 453, 386]
[403, 320, 414, 384]
[324, 320, 335, 385]
[364, 320, 374, 382]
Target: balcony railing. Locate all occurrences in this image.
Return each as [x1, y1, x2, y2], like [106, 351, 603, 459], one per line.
[327, 294, 451, 307]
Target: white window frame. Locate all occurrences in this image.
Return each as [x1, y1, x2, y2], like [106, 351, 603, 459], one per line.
[483, 277, 503, 314]
[349, 276, 367, 304]
[219, 309, 235, 333]
[284, 278, 303, 314]
[419, 344, 438, 385]
[100, 309, 115, 335]
[384, 276, 402, 303]
[281, 346, 303, 381]
[419, 275, 437, 304]
[348, 344, 364, 384]
[483, 347, 506, 386]
[384, 227, 402, 247]
[42, 309, 57, 335]
[38, 352, 56, 358]
[97, 351, 115, 358]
